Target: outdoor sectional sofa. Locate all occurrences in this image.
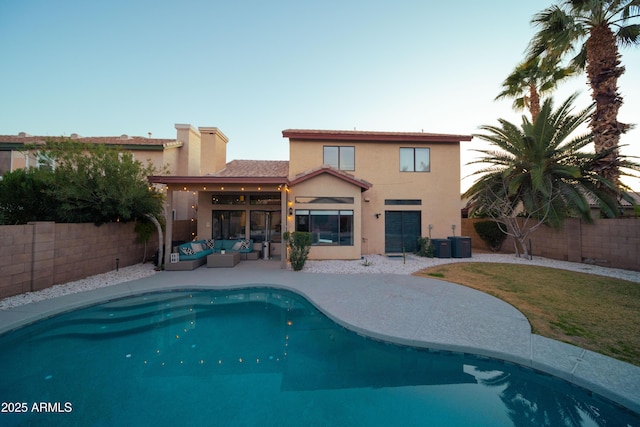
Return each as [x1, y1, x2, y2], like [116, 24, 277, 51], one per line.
[165, 238, 255, 270]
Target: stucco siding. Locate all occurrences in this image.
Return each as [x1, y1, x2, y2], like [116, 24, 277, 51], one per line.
[289, 174, 362, 260]
[289, 138, 461, 255]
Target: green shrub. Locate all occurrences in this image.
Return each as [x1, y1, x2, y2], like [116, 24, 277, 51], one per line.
[416, 237, 434, 257]
[284, 231, 313, 271]
[473, 220, 507, 252]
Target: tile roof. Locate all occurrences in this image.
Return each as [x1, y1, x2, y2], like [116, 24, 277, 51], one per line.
[289, 165, 372, 191]
[588, 192, 640, 208]
[282, 129, 473, 143]
[0, 134, 178, 148]
[211, 160, 289, 178]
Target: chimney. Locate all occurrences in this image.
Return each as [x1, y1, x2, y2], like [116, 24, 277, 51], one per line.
[175, 124, 202, 176]
[198, 127, 229, 175]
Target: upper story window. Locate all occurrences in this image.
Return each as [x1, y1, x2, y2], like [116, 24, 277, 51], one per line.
[36, 151, 55, 171]
[323, 146, 354, 171]
[400, 147, 430, 172]
[0, 150, 11, 177]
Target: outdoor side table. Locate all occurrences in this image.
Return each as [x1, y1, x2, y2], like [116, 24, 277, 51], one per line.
[206, 252, 240, 268]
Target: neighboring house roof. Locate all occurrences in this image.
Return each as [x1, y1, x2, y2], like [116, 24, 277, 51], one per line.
[587, 192, 640, 208]
[0, 133, 180, 151]
[289, 165, 372, 191]
[282, 129, 473, 143]
[624, 192, 640, 207]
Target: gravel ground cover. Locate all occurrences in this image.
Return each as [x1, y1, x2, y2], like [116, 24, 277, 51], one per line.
[1, 253, 638, 311]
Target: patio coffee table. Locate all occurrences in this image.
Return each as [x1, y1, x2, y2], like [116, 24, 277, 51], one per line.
[206, 252, 240, 268]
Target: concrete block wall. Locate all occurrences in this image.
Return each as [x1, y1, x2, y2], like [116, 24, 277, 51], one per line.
[0, 224, 35, 298]
[0, 222, 160, 300]
[462, 218, 640, 271]
[580, 219, 640, 270]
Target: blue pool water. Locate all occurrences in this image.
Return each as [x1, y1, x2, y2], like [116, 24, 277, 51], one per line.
[0, 288, 638, 426]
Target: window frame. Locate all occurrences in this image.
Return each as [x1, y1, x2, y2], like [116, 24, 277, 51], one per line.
[399, 147, 430, 172]
[323, 146, 355, 171]
[36, 151, 56, 171]
[295, 209, 354, 246]
[0, 150, 11, 177]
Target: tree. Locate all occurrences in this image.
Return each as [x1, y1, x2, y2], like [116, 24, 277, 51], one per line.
[1, 139, 166, 259]
[36, 139, 164, 225]
[528, 0, 640, 193]
[468, 177, 561, 258]
[496, 56, 574, 122]
[464, 95, 638, 257]
[0, 167, 57, 224]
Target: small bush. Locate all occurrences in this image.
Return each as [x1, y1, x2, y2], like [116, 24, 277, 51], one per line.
[473, 220, 507, 252]
[284, 231, 313, 271]
[416, 237, 434, 257]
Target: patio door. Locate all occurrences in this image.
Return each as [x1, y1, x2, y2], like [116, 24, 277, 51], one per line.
[250, 210, 282, 243]
[384, 211, 421, 253]
[212, 210, 246, 239]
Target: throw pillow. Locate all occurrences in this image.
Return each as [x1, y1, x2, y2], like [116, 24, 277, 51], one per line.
[204, 239, 215, 249]
[239, 239, 251, 250]
[180, 246, 194, 256]
[190, 242, 204, 253]
[232, 241, 243, 250]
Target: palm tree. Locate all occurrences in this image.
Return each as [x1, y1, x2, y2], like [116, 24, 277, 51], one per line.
[527, 0, 640, 192]
[496, 56, 574, 122]
[464, 94, 627, 257]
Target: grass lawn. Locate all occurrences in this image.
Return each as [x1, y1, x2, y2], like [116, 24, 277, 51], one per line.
[414, 263, 640, 366]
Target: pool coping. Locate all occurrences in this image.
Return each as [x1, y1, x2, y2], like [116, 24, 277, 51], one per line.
[1, 260, 639, 415]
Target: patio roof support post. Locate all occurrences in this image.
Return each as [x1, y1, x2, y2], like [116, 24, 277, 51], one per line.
[164, 188, 174, 268]
[280, 184, 288, 269]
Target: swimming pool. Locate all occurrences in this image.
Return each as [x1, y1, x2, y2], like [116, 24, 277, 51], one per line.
[0, 288, 638, 426]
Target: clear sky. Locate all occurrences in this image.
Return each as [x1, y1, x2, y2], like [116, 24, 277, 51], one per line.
[1, 0, 638, 191]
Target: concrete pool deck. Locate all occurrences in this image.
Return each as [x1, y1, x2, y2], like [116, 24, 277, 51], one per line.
[1, 259, 639, 414]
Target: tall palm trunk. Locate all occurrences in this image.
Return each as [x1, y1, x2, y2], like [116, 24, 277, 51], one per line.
[528, 83, 541, 122]
[586, 24, 625, 189]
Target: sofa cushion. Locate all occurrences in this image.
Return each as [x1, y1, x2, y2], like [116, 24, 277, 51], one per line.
[209, 239, 254, 253]
[177, 240, 214, 260]
[220, 240, 235, 250]
[180, 246, 195, 256]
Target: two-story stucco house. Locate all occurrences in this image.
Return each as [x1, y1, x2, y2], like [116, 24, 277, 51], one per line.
[148, 125, 472, 264]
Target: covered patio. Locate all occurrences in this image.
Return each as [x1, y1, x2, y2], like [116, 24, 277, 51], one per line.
[149, 160, 290, 268]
